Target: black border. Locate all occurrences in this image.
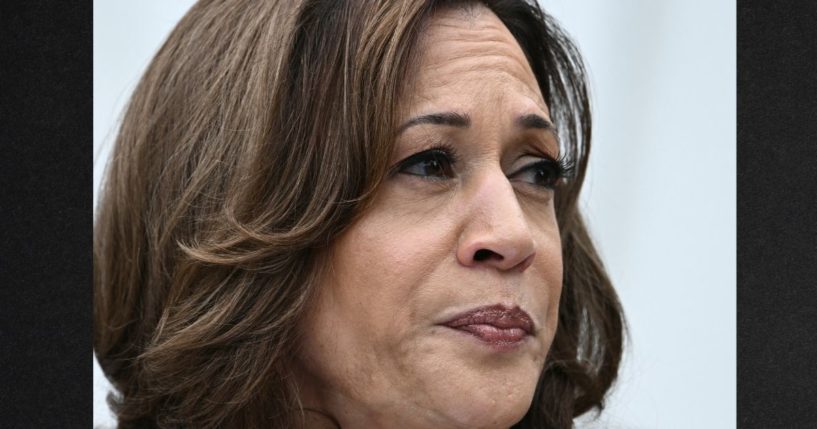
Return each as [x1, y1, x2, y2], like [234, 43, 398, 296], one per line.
[0, 1, 92, 427]
[737, 0, 817, 427]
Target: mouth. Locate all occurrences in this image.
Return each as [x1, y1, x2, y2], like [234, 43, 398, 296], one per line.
[439, 304, 535, 351]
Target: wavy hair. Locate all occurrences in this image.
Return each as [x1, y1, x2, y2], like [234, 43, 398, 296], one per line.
[94, 0, 624, 427]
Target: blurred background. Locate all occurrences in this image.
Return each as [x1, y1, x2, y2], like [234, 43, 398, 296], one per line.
[94, 0, 735, 427]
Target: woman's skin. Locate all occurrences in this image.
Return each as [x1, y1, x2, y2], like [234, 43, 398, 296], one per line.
[295, 5, 563, 428]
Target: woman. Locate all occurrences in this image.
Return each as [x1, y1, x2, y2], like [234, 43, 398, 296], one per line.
[94, 0, 624, 427]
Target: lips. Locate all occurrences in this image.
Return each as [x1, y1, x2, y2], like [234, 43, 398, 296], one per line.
[440, 305, 535, 349]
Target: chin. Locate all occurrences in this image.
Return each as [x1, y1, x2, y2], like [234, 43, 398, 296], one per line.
[442, 393, 533, 429]
[412, 336, 545, 428]
[430, 370, 538, 429]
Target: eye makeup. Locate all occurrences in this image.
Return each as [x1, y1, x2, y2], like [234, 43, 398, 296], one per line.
[390, 142, 460, 180]
[508, 153, 575, 190]
[391, 140, 574, 191]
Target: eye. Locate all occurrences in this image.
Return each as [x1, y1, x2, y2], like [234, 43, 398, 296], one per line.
[509, 158, 564, 189]
[396, 148, 455, 179]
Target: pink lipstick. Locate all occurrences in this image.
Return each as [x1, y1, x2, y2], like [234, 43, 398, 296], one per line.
[441, 305, 535, 350]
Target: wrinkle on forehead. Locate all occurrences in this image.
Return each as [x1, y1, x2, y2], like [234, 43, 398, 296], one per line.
[411, 5, 547, 112]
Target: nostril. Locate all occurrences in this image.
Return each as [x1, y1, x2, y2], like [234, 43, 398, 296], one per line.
[474, 249, 502, 262]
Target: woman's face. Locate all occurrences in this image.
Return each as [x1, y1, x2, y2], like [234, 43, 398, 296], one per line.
[296, 5, 563, 428]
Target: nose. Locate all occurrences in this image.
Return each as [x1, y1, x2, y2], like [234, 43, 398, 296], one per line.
[456, 171, 537, 272]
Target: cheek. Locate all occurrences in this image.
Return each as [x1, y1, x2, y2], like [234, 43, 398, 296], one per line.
[536, 246, 563, 337]
[525, 206, 564, 338]
[294, 206, 462, 416]
[331, 198, 458, 309]
[300, 206, 454, 358]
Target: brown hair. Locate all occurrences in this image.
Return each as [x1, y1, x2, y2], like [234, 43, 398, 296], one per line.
[94, 0, 624, 427]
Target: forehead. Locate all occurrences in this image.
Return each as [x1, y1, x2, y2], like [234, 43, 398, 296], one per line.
[406, 4, 548, 114]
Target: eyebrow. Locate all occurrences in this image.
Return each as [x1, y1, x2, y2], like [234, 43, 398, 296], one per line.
[397, 112, 471, 134]
[516, 113, 556, 131]
[397, 111, 558, 135]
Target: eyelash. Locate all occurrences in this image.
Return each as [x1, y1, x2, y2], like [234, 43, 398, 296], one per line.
[392, 143, 459, 181]
[392, 144, 575, 190]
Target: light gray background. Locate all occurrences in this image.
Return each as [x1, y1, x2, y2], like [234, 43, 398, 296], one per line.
[94, 1, 736, 427]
